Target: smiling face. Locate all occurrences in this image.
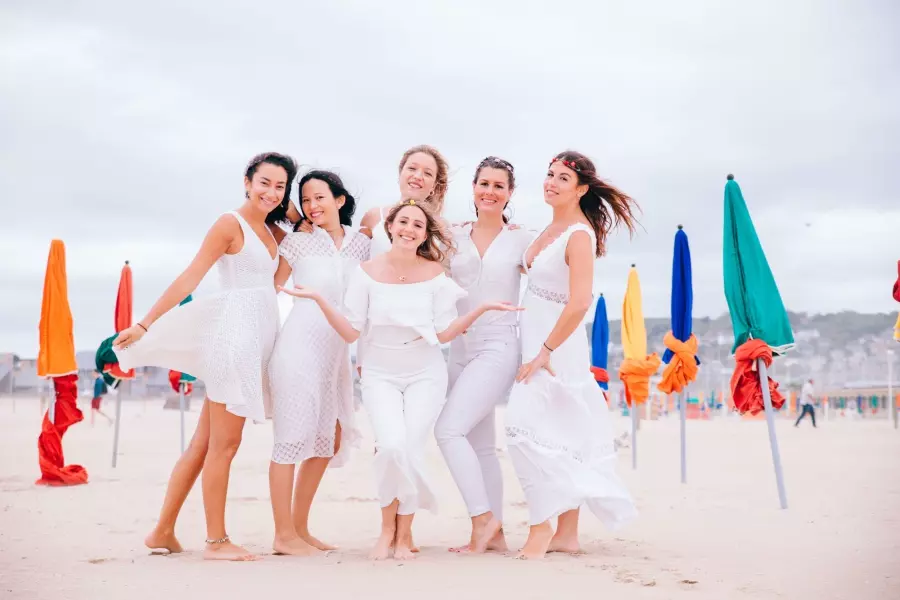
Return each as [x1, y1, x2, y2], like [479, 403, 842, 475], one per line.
[472, 166, 512, 217]
[543, 161, 588, 209]
[399, 152, 438, 202]
[300, 178, 344, 228]
[387, 204, 428, 250]
[244, 162, 288, 214]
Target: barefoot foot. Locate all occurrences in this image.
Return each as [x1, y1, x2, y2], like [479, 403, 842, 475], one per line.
[515, 522, 554, 560]
[298, 532, 337, 552]
[472, 519, 507, 554]
[204, 541, 258, 561]
[393, 543, 416, 561]
[547, 534, 582, 554]
[145, 529, 183, 555]
[369, 530, 394, 561]
[273, 534, 322, 557]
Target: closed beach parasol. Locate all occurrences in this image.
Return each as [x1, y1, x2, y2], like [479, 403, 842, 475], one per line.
[723, 174, 792, 508]
[658, 225, 699, 483]
[36, 240, 88, 486]
[590, 294, 610, 397]
[619, 265, 661, 469]
[109, 261, 137, 468]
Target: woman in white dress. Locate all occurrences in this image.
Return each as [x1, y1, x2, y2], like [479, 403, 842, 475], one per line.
[279, 200, 521, 561]
[505, 151, 639, 559]
[267, 170, 370, 556]
[436, 156, 534, 554]
[114, 152, 298, 561]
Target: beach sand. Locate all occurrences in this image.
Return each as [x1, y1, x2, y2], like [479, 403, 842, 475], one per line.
[1, 396, 898, 599]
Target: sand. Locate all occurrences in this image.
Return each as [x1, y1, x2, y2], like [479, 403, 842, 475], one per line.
[1, 395, 898, 600]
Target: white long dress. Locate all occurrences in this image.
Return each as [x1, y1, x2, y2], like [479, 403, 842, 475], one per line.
[505, 223, 637, 527]
[118, 211, 279, 423]
[269, 226, 369, 466]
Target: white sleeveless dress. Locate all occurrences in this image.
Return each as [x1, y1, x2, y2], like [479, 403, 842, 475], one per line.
[505, 223, 637, 527]
[269, 226, 369, 466]
[118, 211, 279, 423]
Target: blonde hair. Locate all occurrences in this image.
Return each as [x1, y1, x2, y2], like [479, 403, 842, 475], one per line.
[384, 199, 452, 263]
[398, 145, 449, 214]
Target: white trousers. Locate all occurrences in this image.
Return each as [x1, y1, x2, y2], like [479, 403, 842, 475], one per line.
[435, 326, 520, 520]
[361, 339, 448, 516]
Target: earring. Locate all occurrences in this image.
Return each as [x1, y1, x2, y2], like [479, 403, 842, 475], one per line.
[245, 191, 249, 199]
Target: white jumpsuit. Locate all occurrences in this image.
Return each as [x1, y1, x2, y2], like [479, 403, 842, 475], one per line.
[344, 265, 466, 515]
[435, 224, 534, 520]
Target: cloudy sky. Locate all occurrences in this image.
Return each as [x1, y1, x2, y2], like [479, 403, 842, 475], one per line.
[2, 1, 898, 357]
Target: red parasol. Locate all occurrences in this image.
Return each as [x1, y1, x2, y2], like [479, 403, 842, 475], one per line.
[36, 240, 88, 486]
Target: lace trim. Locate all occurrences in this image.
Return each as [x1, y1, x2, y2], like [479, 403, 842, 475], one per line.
[505, 426, 586, 463]
[526, 283, 568, 304]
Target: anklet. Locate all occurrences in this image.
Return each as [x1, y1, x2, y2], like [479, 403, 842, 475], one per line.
[205, 535, 230, 545]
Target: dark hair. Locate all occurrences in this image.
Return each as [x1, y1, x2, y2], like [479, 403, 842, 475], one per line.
[242, 152, 298, 225]
[549, 150, 639, 256]
[399, 145, 450, 214]
[473, 156, 516, 224]
[295, 170, 357, 230]
[384, 199, 452, 263]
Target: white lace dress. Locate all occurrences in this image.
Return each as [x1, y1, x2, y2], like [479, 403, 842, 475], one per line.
[118, 211, 279, 423]
[505, 223, 637, 527]
[269, 226, 369, 466]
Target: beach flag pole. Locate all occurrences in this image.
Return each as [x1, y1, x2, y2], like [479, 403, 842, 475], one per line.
[888, 349, 895, 429]
[680, 390, 687, 483]
[111, 389, 123, 467]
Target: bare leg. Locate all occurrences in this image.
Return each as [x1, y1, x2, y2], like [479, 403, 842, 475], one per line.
[370, 500, 398, 560]
[292, 422, 342, 551]
[91, 408, 96, 426]
[394, 513, 416, 560]
[515, 521, 554, 560]
[144, 398, 211, 554]
[202, 401, 256, 561]
[270, 461, 320, 556]
[98, 408, 114, 424]
[548, 509, 582, 553]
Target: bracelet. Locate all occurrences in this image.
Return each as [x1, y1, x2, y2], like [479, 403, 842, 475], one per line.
[137, 323, 148, 332]
[542, 342, 554, 352]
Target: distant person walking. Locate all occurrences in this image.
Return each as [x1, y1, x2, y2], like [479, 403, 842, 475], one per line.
[90, 371, 113, 426]
[794, 378, 817, 428]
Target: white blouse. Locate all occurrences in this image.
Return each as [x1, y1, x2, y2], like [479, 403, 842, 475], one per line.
[279, 226, 371, 305]
[449, 224, 535, 327]
[343, 266, 467, 347]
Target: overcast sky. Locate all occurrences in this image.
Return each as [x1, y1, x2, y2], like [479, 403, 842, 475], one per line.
[2, 1, 898, 357]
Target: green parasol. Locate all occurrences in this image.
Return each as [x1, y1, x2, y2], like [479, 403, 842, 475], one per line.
[723, 175, 794, 355]
[722, 174, 792, 509]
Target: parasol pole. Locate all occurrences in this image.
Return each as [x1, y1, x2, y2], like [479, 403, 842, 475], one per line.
[47, 378, 56, 425]
[680, 389, 687, 483]
[757, 357, 788, 509]
[111, 387, 123, 467]
[631, 396, 637, 469]
[179, 382, 186, 453]
[888, 349, 895, 429]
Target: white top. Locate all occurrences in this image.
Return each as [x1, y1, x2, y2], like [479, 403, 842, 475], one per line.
[369, 207, 393, 258]
[343, 266, 467, 348]
[449, 223, 534, 327]
[800, 381, 815, 406]
[278, 226, 371, 305]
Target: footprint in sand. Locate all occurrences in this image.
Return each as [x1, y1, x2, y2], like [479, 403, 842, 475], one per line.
[87, 558, 113, 565]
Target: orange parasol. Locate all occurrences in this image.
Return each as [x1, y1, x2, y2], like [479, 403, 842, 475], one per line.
[36, 240, 88, 486]
[112, 261, 135, 379]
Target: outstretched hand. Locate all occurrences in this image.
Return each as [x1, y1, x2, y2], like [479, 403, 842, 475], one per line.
[113, 325, 145, 351]
[277, 285, 321, 300]
[482, 301, 524, 313]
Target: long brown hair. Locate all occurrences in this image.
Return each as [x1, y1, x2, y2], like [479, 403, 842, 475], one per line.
[550, 150, 639, 256]
[399, 145, 449, 214]
[384, 199, 452, 263]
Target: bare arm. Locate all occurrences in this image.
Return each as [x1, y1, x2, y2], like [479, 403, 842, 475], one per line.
[143, 216, 238, 326]
[309, 293, 361, 343]
[274, 256, 292, 288]
[436, 307, 487, 344]
[359, 206, 381, 237]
